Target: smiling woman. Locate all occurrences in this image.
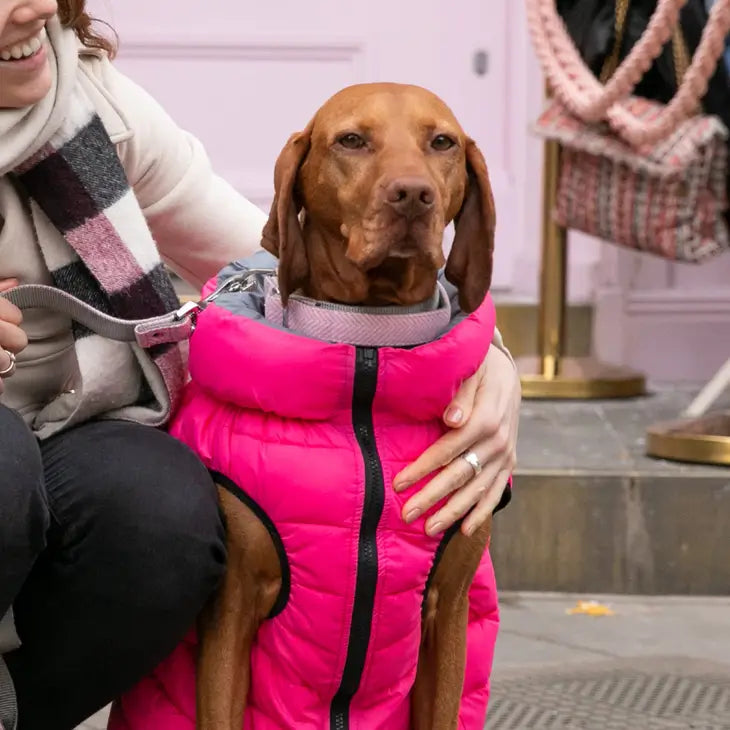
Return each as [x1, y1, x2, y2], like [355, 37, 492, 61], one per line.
[0, 1, 266, 727]
[0, 0, 115, 108]
[0, 26, 45, 61]
[0, 2, 54, 108]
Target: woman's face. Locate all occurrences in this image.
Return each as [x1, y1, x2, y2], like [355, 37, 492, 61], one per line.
[0, 0, 57, 109]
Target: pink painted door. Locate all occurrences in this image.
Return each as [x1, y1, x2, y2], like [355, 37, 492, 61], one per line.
[88, 0, 534, 290]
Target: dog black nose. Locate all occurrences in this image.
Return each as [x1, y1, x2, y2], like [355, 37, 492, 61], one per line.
[385, 177, 435, 219]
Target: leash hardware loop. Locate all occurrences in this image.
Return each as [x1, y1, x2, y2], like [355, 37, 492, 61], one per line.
[172, 268, 278, 328]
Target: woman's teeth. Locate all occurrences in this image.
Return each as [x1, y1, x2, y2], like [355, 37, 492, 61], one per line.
[0, 26, 46, 62]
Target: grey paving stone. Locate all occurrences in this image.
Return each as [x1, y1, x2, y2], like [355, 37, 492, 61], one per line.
[489, 593, 730, 729]
[495, 593, 730, 670]
[516, 387, 730, 476]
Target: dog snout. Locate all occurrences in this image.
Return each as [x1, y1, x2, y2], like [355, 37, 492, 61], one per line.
[384, 177, 435, 219]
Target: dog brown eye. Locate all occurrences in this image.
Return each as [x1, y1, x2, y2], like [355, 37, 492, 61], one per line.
[431, 135, 456, 151]
[337, 133, 366, 150]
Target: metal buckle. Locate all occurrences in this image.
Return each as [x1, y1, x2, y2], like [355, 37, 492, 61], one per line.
[172, 268, 277, 324]
[173, 300, 201, 321]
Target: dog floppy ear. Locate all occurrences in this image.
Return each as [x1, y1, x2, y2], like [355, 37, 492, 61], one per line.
[445, 139, 496, 314]
[261, 125, 313, 305]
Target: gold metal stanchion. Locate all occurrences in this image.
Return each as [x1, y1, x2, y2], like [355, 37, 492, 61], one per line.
[536, 139, 566, 381]
[516, 139, 647, 399]
[646, 413, 730, 465]
[645, 358, 730, 465]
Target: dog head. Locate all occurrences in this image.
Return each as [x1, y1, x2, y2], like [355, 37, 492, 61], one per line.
[261, 82, 496, 313]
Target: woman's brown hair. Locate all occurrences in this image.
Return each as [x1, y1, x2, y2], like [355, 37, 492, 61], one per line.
[57, 0, 118, 58]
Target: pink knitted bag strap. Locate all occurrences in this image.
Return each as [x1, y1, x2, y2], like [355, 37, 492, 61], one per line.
[527, 0, 730, 146]
[527, 0, 685, 121]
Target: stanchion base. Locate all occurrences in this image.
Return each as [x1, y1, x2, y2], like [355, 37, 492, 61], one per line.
[646, 411, 730, 466]
[517, 356, 647, 400]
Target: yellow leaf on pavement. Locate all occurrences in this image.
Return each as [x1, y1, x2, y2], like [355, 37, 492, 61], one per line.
[566, 599, 615, 616]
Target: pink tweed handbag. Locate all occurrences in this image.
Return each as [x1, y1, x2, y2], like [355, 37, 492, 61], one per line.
[528, 0, 730, 263]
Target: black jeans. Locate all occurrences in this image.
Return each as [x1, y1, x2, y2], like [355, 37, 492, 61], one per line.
[0, 405, 226, 729]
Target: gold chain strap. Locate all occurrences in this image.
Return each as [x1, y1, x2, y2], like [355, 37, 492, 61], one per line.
[599, 0, 631, 82]
[599, 0, 688, 86]
[671, 24, 690, 83]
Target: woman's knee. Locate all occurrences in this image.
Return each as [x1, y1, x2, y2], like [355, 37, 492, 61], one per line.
[42, 421, 226, 612]
[0, 406, 45, 500]
[133, 430, 227, 607]
[0, 406, 49, 609]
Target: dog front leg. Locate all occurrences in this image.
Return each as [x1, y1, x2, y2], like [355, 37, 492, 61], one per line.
[197, 486, 281, 730]
[411, 521, 491, 730]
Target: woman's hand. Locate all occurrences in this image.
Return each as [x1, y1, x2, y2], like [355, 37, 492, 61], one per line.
[394, 344, 520, 537]
[0, 279, 27, 395]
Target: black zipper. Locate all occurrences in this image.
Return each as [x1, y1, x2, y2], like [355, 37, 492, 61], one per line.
[330, 347, 385, 730]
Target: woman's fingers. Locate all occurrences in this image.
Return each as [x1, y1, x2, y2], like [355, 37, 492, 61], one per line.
[0, 317, 28, 354]
[462, 469, 512, 536]
[442, 367, 481, 427]
[401, 451, 478, 527]
[0, 291, 28, 379]
[422, 457, 502, 536]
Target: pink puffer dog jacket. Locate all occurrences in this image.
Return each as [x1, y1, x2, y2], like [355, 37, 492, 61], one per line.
[110, 252, 510, 730]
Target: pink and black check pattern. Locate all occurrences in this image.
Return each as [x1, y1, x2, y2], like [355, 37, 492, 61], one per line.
[13, 99, 186, 417]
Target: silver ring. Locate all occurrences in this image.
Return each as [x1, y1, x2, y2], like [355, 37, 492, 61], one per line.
[460, 450, 482, 476]
[0, 350, 16, 378]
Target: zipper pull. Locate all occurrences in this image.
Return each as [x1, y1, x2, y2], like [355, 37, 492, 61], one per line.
[358, 346, 378, 370]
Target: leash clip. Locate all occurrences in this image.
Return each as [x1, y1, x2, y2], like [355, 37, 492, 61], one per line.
[172, 300, 202, 333]
[172, 268, 278, 328]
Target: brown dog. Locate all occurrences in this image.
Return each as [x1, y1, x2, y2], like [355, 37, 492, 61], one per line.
[196, 82, 497, 730]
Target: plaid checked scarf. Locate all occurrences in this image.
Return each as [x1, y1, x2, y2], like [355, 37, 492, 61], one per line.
[2, 17, 187, 434]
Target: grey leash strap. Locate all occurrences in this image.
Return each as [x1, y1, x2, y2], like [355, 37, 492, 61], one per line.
[2, 285, 176, 343]
[0, 271, 275, 346]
